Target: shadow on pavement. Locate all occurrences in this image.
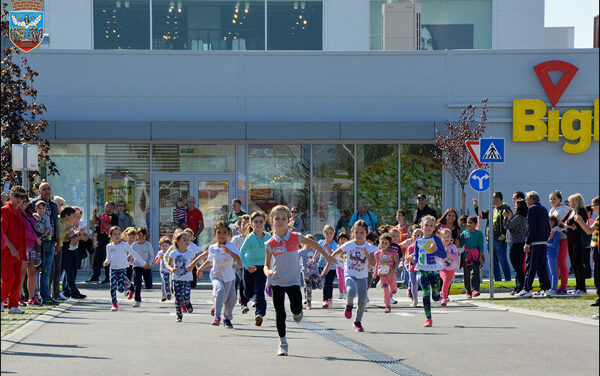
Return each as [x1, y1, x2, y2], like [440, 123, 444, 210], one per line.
[2, 351, 109, 360]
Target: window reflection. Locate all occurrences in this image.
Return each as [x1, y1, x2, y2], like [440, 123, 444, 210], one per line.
[267, 0, 322, 50]
[47, 145, 87, 220]
[93, 0, 150, 49]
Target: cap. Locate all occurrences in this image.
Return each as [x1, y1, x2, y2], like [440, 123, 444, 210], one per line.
[417, 194, 427, 200]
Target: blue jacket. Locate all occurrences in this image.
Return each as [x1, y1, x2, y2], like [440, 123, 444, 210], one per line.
[546, 228, 561, 257]
[525, 203, 550, 245]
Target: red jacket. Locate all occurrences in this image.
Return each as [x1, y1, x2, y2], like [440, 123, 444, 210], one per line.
[1, 202, 26, 262]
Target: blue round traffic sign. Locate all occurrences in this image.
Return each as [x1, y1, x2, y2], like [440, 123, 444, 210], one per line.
[469, 169, 490, 192]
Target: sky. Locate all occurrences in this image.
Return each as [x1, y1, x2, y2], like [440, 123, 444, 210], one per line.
[545, 0, 599, 48]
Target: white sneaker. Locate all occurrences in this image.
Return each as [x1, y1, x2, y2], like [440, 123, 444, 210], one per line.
[58, 292, 69, 300]
[390, 296, 397, 304]
[277, 341, 288, 356]
[517, 290, 533, 298]
[411, 299, 418, 307]
[338, 292, 344, 299]
[133, 301, 141, 307]
[8, 307, 25, 314]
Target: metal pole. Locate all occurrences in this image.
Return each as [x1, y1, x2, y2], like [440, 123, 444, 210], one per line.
[23, 145, 28, 194]
[489, 163, 494, 298]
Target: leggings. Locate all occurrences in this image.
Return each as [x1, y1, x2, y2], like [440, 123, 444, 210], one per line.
[160, 271, 171, 298]
[380, 274, 397, 308]
[271, 285, 302, 338]
[557, 238, 569, 291]
[173, 280, 191, 319]
[463, 263, 481, 295]
[547, 254, 559, 291]
[419, 270, 441, 319]
[323, 269, 337, 301]
[408, 270, 418, 300]
[110, 268, 129, 305]
[346, 276, 368, 322]
[336, 267, 346, 293]
[509, 243, 525, 293]
[303, 273, 322, 302]
[212, 278, 237, 320]
[439, 269, 456, 301]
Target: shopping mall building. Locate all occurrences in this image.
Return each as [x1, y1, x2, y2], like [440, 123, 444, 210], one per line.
[11, 0, 599, 246]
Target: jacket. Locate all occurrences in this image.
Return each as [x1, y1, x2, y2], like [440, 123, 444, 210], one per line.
[525, 203, 550, 246]
[1, 202, 26, 262]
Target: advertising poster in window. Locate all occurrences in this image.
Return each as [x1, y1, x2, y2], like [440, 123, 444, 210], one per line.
[421, 24, 473, 50]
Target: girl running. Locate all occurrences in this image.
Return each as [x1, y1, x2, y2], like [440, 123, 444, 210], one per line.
[298, 235, 322, 309]
[327, 220, 376, 332]
[198, 221, 241, 328]
[316, 225, 339, 308]
[373, 233, 398, 313]
[154, 236, 172, 302]
[264, 205, 336, 356]
[438, 228, 460, 306]
[103, 226, 147, 311]
[408, 215, 447, 327]
[131, 228, 154, 307]
[405, 228, 423, 307]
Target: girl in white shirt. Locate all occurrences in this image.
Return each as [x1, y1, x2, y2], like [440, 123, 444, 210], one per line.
[154, 236, 173, 302]
[131, 228, 154, 307]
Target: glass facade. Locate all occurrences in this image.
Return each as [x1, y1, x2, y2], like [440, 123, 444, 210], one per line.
[93, 0, 322, 50]
[152, 144, 236, 172]
[370, 0, 492, 51]
[93, 0, 150, 49]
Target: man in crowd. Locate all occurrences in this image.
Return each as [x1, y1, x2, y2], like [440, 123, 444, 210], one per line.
[474, 192, 513, 282]
[227, 199, 246, 233]
[349, 204, 379, 232]
[518, 191, 551, 298]
[31, 182, 61, 304]
[88, 201, 118, 283]
[1, 186, 27, 313]
[413, 194, 437, 225]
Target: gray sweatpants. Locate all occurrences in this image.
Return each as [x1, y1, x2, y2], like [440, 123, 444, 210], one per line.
[346, 276, 368, 322]
[212, 279, 237, 320]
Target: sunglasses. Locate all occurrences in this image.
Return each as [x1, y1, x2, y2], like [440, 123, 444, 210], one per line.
[291, 211, 298, 213]
[13, 193, 27, 199]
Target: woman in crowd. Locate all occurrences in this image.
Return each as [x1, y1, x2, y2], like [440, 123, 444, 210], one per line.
[504, 199, 528, 295]
[566, 194, 588, 294]
[437, 208, 461, 246]
[548, 190, 570, 293]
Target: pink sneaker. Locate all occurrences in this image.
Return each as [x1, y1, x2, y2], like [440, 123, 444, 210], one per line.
[322, 301, 329, 309]
[466, 294, 472, 299]
[111, 303, 118, 311]
[344, 304, 352, 319]
[384, 307, 391, 313]
[472, 290, 480, 297]
[441, 299, 448, 307]
[353, 321, 364, 332]
[423, 319, 433, 327]
[127, 290, 134, 300]
[211, 317, 221, 326]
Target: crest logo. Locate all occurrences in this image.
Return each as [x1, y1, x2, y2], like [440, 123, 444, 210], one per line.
[9, 0, 44, 52]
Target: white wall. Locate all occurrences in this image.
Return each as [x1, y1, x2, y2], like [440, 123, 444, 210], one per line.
[46, 0, 92, 49]
[544, 27, 575, 49]
[323, 0, 370, 50]
[492, 0, 544, 49]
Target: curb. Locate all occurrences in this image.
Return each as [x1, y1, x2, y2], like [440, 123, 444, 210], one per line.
[1, 300, 79, 353]
[468, 300, 599, 326]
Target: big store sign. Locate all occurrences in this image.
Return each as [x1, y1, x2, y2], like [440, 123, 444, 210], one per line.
[513, 60, 598, 154]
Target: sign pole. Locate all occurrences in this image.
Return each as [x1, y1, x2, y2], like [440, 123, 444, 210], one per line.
[489, 163, 494, 298]
[22, 145, 28, 194]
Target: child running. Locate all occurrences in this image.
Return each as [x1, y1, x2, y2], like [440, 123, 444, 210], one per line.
[264, 205, 336, 356]
[373, 233, 398, 313]
[460, 216, 485, 299]
[404, 228, 423, 307]
[131, 227, 153, 307]
[327, 220, 376, 332]
[298, 235, 322, 310]
[316, 225, 338, 308]
[166, 231, 204, 322]
[154, 236, 172, 302]
[438, 228, 460, 306]
[103, 226, 147, 311]
[409, 215, 447, 327]
[198, 221, 241, 328]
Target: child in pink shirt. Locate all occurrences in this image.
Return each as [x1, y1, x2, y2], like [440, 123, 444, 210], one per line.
[374, 234, 398, 313]
[404, 228, 423, 307]
[439, 228, 460, 306]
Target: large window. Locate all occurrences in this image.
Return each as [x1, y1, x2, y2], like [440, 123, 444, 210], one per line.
[312, 144, 354, 237]
[370, 0, 492, 51]
[47, 144, 87, 219]
[400, 144, 442, 224]
[267, 0, 322, 50]
[248, 145, 310, 230]
[357, 144, 398, 226]
[93, 0, 150, 49]
[152, 0, 265, 50]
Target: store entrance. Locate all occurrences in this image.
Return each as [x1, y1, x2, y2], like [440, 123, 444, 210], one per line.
[151, 173, 236, 248]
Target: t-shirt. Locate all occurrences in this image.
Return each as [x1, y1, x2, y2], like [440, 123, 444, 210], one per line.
[265, 231, 302, 287]
[442, 244, 460, 271]
[105, 242, 145, 270]
[396, 223, 410, 243]
[240, 232, 271, 269]
[34, 213, 51, 240]
[374, 249, 397, 275]
[172, 207, 187, 225]
[317, 239, 339, 268]
[341, 240, 376, 279]
[413, 236, 446, 271]
[298, 248, 318, 276]
[132, 241, 154, 267]
[187, 208, 204, 234]
[169, 249, 197, 281]
[207, 241, 240, 283]
[187, 241, 202, 257]
[156, 250, 168, 273]
[404, 244, 416, 272]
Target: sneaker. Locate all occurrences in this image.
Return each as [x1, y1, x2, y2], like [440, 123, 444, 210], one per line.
[593, 314, 599, 320]
[472, 290, 480, 297]
[86, 277, 99, 283]
[133, 301, 141, 307]
[241, 305, 249, 314]
[590, 299, 600, 307]
[534, 290, 543, 296]
[384, 307, 391, 313]
[211, 317, 221, 326]
[441, 299, 448, 307]
[250, 300, 256, 308]
[517, 290, 533, 298]
[391, 296, 398, 304]
[43, 298, 59, 305]
[557, 289, 568, 295]
[303, 299, 307, 305]
[166, 293, 172, 300]
[353, 321, 364, 332]
[28, 298, 42, 306]
[111, 303, 118, 311]
[277, 341, 288, 356]
[223, 319, 234, 329]
[338, 292, 345, 299]
[306, 302, 312, 310]
[19, 299, 27, 307]
[127, 290, 135, 300]
[344, 304, 353, 319]
[58, 292, 68, 301]
[186, 302, 193, 313]
[411, 299, 418, 307]
[8, 307, 25, 314]
[292, 312, 303, 322]
[423, 319, 433, 327]
[176, 317, 182, 322]
[161, 296, 167, 302]
[466, 294, 472, 299]
[71, 294, 87, 299]
[322, 301, 329, 309]
[255, 315, 263, 326]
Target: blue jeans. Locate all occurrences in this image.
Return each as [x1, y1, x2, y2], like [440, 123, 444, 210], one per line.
[493, 239, 512, 282]
[547, 254, 558, 291]
[39, 240, 55, 300]
[243, 267, 267, 317]
[62, 250, 80, 297]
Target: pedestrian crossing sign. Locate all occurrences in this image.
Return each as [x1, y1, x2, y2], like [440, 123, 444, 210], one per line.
[479, 138, 505, 163]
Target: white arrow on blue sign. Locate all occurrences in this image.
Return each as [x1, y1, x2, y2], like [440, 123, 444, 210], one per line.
[479, 138, 505, 163]
[469, 168, 490, 192]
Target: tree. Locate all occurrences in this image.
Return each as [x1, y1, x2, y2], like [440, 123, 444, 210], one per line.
[434, 99, 488, 215]
[1, 2, 57, 193]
